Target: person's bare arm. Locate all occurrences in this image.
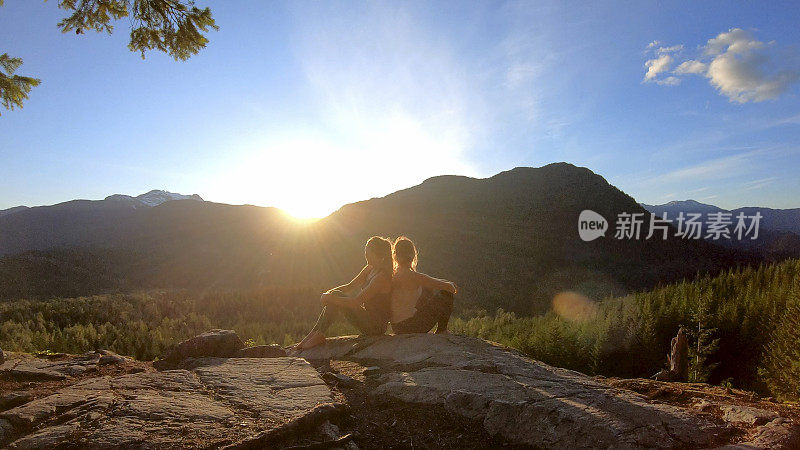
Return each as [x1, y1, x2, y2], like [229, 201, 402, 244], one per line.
[323, 273, 391, 308]
[413, 271, 457, 294]
[325, 265, 370, 295]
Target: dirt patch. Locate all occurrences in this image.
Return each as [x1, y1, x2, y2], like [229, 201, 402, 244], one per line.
[600, 376, 800, 445]
[601, 376, 800, 420]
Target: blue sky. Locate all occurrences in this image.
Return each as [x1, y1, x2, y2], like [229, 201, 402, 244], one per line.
[1, 0, 799, 217]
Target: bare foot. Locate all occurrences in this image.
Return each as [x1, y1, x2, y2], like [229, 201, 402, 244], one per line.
[286, 336, 309, 355]
[287, 332, 326, 356]
[302, 331, 327, 349]
[286, 343, 303, 356]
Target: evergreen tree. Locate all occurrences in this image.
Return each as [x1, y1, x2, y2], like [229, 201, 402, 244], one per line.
[687, 290, 720, 383]
[0, 53, 40, 116]
[0, 0, 216, 113]
[759, 283, 800, 401]
[57, 0, 218, 61]
[2, 258, 800, 395]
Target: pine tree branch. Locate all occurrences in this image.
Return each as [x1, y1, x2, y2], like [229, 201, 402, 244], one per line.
[0, 54, 42, 116]
[0, 0, 216, 114]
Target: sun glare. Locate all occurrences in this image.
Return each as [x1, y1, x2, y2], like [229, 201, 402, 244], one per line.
[208, 113, 476, 219]
[281, 201, 332, 220]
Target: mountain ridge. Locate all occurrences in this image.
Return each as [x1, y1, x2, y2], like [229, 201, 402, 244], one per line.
[641, 199, 800, 258]
[641, 199, 800, 234]
[0, 163, 763, 313]
[0, 189, 203, 218]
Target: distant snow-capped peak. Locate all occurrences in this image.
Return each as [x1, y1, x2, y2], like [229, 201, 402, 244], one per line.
[104, 190, 204, 207]
[136, 190, 203, 206]
[640, 199, 724, 213]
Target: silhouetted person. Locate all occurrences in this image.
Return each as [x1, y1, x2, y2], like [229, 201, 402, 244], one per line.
[389, 237, 457, 334]
[289, 236, 392, 353]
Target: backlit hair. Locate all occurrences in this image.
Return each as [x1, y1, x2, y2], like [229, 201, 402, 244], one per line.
[392, 236, 418, 272]
[366, 236, 393, 275]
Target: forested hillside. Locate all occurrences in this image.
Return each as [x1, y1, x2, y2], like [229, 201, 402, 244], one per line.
[2, 258, 798, 401]
[452, 258, 800, 400]
[0, 163, 759, 315]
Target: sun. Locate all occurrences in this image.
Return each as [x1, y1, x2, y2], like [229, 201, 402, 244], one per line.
[280, 200, 334, 221]
[209, 115, 476, 221]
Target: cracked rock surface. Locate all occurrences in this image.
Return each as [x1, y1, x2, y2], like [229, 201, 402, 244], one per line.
[0, 351, 113, 381]
[297, 333, 799, 449]
[2, 332, 798, 449]
[1, 356, 337, 448]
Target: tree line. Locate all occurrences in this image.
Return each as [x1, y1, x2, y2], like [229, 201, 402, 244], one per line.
[2, 258, 798, 401]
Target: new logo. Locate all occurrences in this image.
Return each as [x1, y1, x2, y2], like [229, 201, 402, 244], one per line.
[578, 210, 608, 241]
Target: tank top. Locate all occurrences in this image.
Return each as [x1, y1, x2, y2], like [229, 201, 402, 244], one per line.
[390, 285, 422, 324]
[361, 268, 391, 325]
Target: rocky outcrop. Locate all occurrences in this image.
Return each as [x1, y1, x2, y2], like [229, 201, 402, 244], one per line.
[234, 344, 287, 358]
[0, 393, 32, 411]
[154, 331, 289, 369]
[156, 329, 244, 368]
[720, 404, 780, 426]
[734, 418, 800, 449]
[1, 332, 798, 449]
[295, 334, 800, 448]
[0, 355, 341, 448]
[0, 350, 128, 381]
[297, 334, 724, 448]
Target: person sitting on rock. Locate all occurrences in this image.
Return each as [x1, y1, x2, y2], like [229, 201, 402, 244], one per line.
[288, 236, 393, 353]
[389, 236, 457, 334]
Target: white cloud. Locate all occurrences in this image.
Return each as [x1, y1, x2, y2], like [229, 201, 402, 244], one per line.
[656, 76, 681, 86]
[675, 60, 707, 75]
[743, 177, 777, 191]
[704, 28, 764, 56]
[645, 28, 800, 103]
[644, 54, 673, 82]
[706, 50, 797, 103]
[657, 44, 683, 54]
[685, 186, 709, 195]
[646, 150, 755, 184]
[494, 1, 560, 124]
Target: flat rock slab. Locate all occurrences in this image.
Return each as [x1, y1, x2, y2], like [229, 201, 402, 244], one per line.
[0, 393, 33, 412]
[234, 345, 287, 358]
[0, 357, 337, 449]
[720, 404, 780, 426]
[0, 351, 129, 381]
[298, 334, 723, 449]
[3, 333, 796, 449]
[0, 354, 95, 381]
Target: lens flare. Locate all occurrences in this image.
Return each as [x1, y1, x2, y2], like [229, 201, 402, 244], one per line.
[552, 291, 598, 322]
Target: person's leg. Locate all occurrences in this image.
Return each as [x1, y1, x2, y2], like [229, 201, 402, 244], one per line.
[392, 317, 424, 334]
[392, 289, 453, 334]
[432, 290, 454, 334]
[310, 304, 340, 334]
[297, 288, 352, 344]
[392, 290, 439, 334]
[290, 304, 342, 353]
[342, 305, 386, 336]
